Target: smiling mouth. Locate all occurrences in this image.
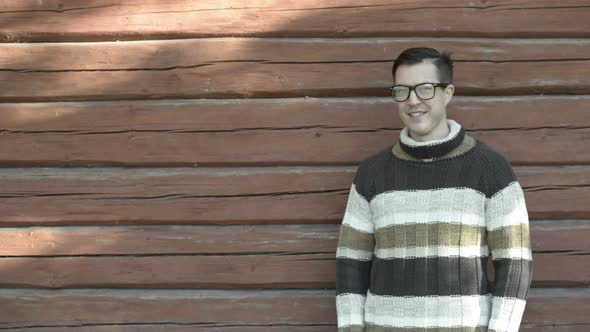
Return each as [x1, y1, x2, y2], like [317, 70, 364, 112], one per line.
[409, 111, 427, 117]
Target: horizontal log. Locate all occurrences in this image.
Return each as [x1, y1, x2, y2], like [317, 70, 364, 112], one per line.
[530, 220, 590, 252]
[0, 254, 334, 288]
[1, 1, 589, 42]
[1, 127, 587, 166]
[10, 325, 586, 332]
[1, 97, 590, 166]
[0, 289, 335, 328]
[1, 56, 590, 101]
[4, 38, 590, 71]
[0, 251, 586, 288]
[8, 326, 335, 332]
[2, 38, 590, 101]
[0, 166, 587, 225]
[0, 288, 586, 328]
[2, 96, 590, 132]
[0, 225, 340, 256]
[0, 221, 587, 256]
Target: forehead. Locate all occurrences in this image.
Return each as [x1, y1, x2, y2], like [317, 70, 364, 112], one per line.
[395, 61, 439, 85]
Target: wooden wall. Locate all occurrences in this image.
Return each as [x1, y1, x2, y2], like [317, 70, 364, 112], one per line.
[0, 1, 588, 331]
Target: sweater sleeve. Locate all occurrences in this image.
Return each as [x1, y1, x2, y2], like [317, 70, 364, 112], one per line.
[335, 167, 375, 332]
[484, 157, 533, 332]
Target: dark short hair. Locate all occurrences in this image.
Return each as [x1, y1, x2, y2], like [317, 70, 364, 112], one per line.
[392, 47, 453, 83]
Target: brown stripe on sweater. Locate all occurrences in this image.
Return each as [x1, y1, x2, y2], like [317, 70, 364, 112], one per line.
[488, 223, 531, 249]
[338, 224, 376, 252]
[392, 134, 477, 162]
[374, 223, 486, 249]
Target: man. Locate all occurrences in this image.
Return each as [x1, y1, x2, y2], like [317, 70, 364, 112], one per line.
[335, 48, 533, 332]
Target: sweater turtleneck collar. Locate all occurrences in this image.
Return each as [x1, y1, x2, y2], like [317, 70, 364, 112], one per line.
[398, 119, 466, 160]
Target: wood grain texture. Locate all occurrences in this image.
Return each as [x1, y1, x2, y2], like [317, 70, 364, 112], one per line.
[1, 54, 590, 101]
[1, 220, 586, 256]
[0, 327, 336, 332]
[0, 289, 335, 329]
[0, 254, 335, 289]
[2, 36, 589, 103]
[0, 289, 586, 329]
[0, 225, 341, 256]
[2, 38, 590, 101]
[1, 97, 589, 166]
[0, 1, 589, 42]
[1, 127, 587, 166]
[0, 251, 585, 288]
[8, 326, 586, 332]
[5, 38, 590, 71]
[4, 96, 587, 132]
[0, 166, 587, 226]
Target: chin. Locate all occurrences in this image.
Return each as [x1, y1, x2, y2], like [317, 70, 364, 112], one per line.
[407, 123, 433, 137]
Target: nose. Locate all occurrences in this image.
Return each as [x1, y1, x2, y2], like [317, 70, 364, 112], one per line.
[406, 90, 422, 106]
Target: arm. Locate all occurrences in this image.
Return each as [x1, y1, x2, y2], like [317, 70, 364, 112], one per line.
[485, 174, 533, 332]
[336, 181, 375, 332]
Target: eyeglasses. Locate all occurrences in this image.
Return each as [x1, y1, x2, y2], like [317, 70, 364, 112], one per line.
[389, 83, 450, 102]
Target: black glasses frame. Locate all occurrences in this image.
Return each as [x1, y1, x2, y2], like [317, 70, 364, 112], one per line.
[389, 82, 451, 102]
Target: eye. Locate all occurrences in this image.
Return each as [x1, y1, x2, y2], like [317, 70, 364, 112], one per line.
[392, 87, 408, 96]
[416, 84, 434, 94]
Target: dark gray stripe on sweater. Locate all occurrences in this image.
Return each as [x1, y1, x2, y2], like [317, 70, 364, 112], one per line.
[338, 256, 531, 300]
[336, 257, 371, 296]
[493, 258, 533, 300]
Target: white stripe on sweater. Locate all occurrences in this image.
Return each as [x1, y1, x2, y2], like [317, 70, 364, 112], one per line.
[342, 184, 374, 234]
[375, 245, 489, 259]
[336, 293, 366, 327]
[371, 188, 486, 229]
[362, 292, 492, 328]
[336, 247, 373, 261]
[485, 181, 529, 231]
[491, 247, 533, 260]
[488, 296, 527, 332]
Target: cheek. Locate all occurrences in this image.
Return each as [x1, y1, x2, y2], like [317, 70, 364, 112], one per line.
[420, 100, 434, 110]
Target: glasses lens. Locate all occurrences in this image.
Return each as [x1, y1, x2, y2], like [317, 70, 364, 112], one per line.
[415, 84, 435, 100]
[392, 86, 409, 101]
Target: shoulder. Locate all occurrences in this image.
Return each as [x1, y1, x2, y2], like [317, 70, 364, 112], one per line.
[472, 140, 518, 197]
[352, 146, 393, 200]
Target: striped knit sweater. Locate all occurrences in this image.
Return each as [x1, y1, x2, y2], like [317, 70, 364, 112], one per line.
[336, 120, 533, 332]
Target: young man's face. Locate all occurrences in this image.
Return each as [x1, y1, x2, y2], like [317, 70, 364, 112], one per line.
[394, 61, 454, 142]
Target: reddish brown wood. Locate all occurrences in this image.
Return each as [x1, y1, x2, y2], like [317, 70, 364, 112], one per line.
[10, 327, 336, 332]
[528, 254, 590, 287]
[517, 166, 590, 188]
[0, 225, 340, 256]
[1, 97, 588, 166]
[530, 220, 590, 252]
[1, 96, 589, 132]
[0, 1, 589, 42]
[524, 288, 590, 324]
[0, 289, 335, 328]
[0, 167, 587, 225]
[3, 39, 590, 71]
[520, 326, 589, 332]
[0, 288, 586, 328]
[6, 326, 586, 332]
[0, 252, 585, 288]
[0, 127, 588, 166]
[0, 254, 336, 288]
[0, 221, 586, 256]
[1, 60, 590, 101]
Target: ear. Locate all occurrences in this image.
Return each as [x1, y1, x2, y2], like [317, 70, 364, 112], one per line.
[444, 84, 455, 106]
